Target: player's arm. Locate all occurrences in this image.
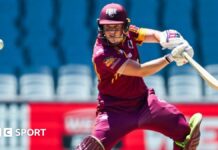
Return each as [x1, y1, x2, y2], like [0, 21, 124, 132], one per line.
[117, 42, 194, 77]
[136, 28, 161, 43]
[133, 27, 185, 50]
[117, 56, 170, 77]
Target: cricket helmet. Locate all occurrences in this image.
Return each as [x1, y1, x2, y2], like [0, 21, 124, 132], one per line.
[97, 3, 130, 32]
[99, 3, 128, 25]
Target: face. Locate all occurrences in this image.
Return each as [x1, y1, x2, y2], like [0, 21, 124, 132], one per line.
[103, 24, 124, 45]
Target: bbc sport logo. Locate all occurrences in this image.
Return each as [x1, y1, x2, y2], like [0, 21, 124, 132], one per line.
[0, 128, 46, 137]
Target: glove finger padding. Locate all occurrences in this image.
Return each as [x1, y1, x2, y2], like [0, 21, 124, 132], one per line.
[171, 42, 189, 58]
[174, 57, 188, 66]
[184, 45, 194, 58]
[171, 41, 194, 58]
[171, 41, 194, 66]
[160, 30, 184, 50]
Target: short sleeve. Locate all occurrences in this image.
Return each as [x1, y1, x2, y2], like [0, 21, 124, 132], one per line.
[129, 25, 147, 45]
[93, 48, 127, 74]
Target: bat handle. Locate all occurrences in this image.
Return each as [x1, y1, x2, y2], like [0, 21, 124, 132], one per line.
[182, 52, 192, 62]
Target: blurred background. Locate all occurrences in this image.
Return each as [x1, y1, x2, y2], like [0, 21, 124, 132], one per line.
[0, 0, 218, 150]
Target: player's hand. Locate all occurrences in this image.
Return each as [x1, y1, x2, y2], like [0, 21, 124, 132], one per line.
[171, 41, 194, 66]
[160, 30, 184, 50]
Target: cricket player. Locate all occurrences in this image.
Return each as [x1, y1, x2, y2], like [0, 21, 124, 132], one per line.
[76, 3, 202, 150]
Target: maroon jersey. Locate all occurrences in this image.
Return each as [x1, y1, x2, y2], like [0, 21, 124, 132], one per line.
[92, 25, 148, 102]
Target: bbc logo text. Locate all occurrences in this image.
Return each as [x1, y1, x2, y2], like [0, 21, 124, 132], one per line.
[0, 128, 46, 137]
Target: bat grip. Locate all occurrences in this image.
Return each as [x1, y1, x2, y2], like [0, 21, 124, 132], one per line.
[182, 52, 192, 61]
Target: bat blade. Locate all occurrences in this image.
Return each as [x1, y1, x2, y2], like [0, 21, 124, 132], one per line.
[183, 52, 218, 90]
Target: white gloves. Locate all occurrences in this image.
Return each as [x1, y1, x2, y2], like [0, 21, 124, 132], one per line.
[160, 30, 184, 50]
[170, 40, 194, 66]
[160, 29, 194, 66]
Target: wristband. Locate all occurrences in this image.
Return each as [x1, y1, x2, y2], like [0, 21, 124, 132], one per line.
[164, 54, 174, 63]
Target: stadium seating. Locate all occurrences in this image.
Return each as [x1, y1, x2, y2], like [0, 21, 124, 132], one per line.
[22, 0, 59, 69]
[24, 29, 54, 47]
[163, 0, 195, 45]
[23, 0, 53, 28]
[0, 104, 7, 148]
[0, 104, 30, 149]
[143, 74, 166, 99]
[0, 66, 17, 101]
[0, 0, 19, 19]
[1, 0, 218, 103]
[201, 36, 218, 65]
[28, 47, 61, 68]
[92, 76, 99, 99]
[138, 43, 162, 63]
[168, 64, 202, 102]
[19, 66, 55, 101]
[198, 0, 218, 35]
[199, 0, 218, 65]
[129, 0, 162, 65]
[0, 66, 16, 74]
[19, 104, 30, 149]
[204, 64, 218, 101]
[162, 0, 200, 63]
[0, 0, 24, 69]
[0, 23, 19, 45]
[198, 0, 218, 97]
[129, 0, 159, 28]
[57, 64, 92, 101]
[0, 74, 17, 101]
[0, 47, 25, 68]
[58, 0, 92, 65]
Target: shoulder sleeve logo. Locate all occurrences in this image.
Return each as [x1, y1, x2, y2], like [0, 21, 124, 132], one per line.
[103, 57, 117, 67]
[129, 25, 139, 34]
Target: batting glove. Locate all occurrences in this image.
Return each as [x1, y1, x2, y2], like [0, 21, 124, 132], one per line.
[171, 41, 194, 66]
[160, 29, 184, 50]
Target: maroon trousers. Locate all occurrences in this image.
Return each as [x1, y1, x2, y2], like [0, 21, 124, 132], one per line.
[92, 89, 190, 150]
